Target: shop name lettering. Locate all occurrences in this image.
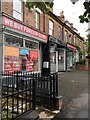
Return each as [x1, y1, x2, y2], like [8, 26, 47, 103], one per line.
[3, 16, 47, 40]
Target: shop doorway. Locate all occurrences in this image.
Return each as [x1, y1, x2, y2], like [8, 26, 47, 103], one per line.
[58, 49, 65, 71]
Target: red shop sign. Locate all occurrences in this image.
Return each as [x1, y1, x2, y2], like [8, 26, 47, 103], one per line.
[30, 50, 38, 59]
[3, 16, 48, 41]
[67, 44, 77, 50]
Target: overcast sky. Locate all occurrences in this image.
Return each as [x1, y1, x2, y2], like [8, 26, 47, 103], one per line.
[53, 0, 88, 39]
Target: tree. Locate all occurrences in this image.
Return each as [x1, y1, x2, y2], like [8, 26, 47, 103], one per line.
[86, 34, 90, 58]
[26, 0, 54, 13]
[76, 45, 83, 61]
[79, 1, 90, 23]
[26, 0, 90, 23]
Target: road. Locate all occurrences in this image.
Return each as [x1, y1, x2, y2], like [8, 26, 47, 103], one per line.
[52, 70, 88, 119]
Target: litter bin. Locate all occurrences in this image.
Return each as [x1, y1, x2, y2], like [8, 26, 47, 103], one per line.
[55, 95, 63, 110]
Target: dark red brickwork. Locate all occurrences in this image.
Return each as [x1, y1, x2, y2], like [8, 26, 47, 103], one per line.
[1, 1, 85, 52]
[2, 2, 13, 16]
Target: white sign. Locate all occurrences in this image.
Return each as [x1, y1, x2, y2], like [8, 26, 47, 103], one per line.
[43, 62, 49, 68]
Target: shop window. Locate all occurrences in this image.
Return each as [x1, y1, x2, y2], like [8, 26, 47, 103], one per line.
[58, 49, 64, 71]
[25, 40, 38, 49]
[4, 35, 23, 47]
[13, 0, 23, 21]
[36, 11, 40, 30]
[49, 20, 54, 35]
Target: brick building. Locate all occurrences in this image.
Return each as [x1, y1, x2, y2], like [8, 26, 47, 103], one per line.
[0, 1, 86, 73]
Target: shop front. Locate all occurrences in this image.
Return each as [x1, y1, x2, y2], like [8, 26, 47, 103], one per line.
[66, 43, 77, 70]
[58, 48, 66, 71]
[0, 13, 48, 73]
[44, 36, 67, 74]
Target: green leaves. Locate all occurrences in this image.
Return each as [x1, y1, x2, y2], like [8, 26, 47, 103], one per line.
[26, 0, 54, 13]
[79, 2, 90, 23]
[86, 34, 90, 55]
[84, 1, 89, 9]
[79, 15, 84, 23]
[76, 45, 83, 60]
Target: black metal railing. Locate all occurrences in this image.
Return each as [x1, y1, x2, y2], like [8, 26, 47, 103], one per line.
[1, 72, 58, 119]
[35, 72, 58, 109]
[2, 72, 36, 120]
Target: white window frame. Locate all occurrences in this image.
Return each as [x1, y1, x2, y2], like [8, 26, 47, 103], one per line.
[13, 0, 23, 21]
[36, 11, 40, 30]
[49, 20, 54, 35]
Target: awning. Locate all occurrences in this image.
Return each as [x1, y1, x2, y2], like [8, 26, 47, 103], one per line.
[49, 35, 67, 48]
[67, 43, 77, 52]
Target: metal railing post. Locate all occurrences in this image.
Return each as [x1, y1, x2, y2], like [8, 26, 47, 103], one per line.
[32, 73, 36, 109]
[16, 72, 19, 116]
[56, 73, 58, 96]
[53, 74, 56, 110]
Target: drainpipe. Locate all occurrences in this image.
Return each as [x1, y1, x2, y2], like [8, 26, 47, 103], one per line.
[0, 0, 2, 12]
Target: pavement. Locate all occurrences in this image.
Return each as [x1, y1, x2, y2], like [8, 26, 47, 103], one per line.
[52, 70, 88, 119]
[17, 70, 88, 119]
[37, 70, 88, 119]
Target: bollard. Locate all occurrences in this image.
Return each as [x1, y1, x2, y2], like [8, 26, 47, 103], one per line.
[55, 95, 63, 110]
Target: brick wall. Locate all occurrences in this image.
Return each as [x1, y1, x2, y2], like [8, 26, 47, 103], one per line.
[75, 65, 90, 71]
[45, 14, 49, 34]
[75, 59, 90, 71]
[2, 2, 13, 16]
[44, 15, 63, 39]
[1, 1, 85, 51]
[23, 4, 36, 28]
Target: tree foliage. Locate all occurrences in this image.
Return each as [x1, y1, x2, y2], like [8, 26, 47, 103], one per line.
[79, 1, 90, 23]
[26, 0, 54, 13]
[26, 1, 90, 23]
[76, 45, 83, 61]
[86, 34, 90, 55]
[76, 45, 83, 56]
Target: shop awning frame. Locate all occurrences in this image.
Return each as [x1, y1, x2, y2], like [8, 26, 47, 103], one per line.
[48, 35, 67, 48]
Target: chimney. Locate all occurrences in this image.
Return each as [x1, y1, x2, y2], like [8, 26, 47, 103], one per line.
[78, 33, 80, 36]
[71, 23, 73, 27]
[59, 11, 65, 22]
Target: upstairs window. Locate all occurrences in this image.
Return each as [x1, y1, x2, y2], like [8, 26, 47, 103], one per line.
[77, 39, 79, 46]
[13, 0, 23, 21]
[69, 34, 72, 43]
[36, 11, 40, 30]
[64, 30, 68, 42]
[49, 20, 54, 35]
[58, 26, 61, 39]
[74, 37, 76, 45]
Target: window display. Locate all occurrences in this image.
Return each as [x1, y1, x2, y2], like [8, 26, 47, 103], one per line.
[4, 56, 22, 73]
[50, 52, 56, 73]
[58, 49, 64, 71]
[4, 35, 39, 73]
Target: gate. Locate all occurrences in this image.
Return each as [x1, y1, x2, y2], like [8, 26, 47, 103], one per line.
[1, 72, 58, 119]
[35, 73, 58, 109]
